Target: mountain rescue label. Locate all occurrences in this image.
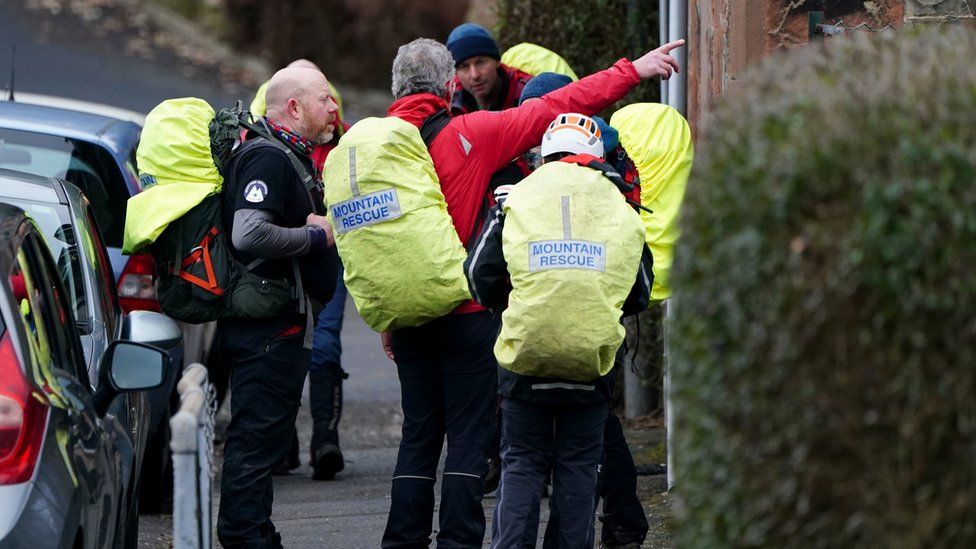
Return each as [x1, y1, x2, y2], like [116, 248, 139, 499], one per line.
[528, 240, 606, 272]
[331, 188, 402, 234]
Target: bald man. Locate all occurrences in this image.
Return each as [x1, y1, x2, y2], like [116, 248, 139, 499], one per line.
[214, 66, 340, 549]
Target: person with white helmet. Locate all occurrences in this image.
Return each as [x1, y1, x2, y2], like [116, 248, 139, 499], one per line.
[465, 113, 653, 548]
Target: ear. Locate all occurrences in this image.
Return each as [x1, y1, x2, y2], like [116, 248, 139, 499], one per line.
[444, 83, 454, 106]
[286, 97, 302, 120]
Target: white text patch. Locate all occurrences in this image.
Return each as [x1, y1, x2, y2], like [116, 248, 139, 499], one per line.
[331, 188, 402, 234]
[528, 240, 606, 272]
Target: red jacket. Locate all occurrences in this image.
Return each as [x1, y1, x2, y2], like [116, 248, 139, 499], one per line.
[450, 63, 534, 115]
[387, 59, 641, 313]
[311, 120, 353, 175]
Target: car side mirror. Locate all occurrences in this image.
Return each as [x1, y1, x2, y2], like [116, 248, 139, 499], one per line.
[93, 340, 171, 416]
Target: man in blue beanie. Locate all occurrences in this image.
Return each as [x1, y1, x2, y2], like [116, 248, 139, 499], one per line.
[446, 23, 534, 115]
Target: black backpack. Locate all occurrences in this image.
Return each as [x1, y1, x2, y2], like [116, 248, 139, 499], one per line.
[151, 101, 329, 323]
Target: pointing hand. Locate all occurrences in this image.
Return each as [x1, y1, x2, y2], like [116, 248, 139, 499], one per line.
[632, 39, 685, 81]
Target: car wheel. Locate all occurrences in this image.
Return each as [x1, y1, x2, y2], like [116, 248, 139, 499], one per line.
[138, 412, 174, 514]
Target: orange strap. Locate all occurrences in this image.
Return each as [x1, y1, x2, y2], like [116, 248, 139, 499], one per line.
[178, 228, 224, 296]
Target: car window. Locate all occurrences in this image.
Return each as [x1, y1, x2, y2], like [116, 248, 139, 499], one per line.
[79, 200, 120, 336]
[0, 128, 129, 248]
[9, 231, 88, 397]
[2, 199, 90, 332]
[22, 231, 90, 387]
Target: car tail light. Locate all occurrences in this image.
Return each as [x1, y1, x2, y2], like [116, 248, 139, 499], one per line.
[0, 331, 49, 485]
[118, 253, 160, 313]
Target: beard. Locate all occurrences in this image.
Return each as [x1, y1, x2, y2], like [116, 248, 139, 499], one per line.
[313, 126, 334, 145]
[301, 120, 334, 146]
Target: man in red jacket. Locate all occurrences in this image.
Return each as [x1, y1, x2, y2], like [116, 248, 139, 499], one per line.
[380, 37, 683, 549]
[446, 23, 533, 115]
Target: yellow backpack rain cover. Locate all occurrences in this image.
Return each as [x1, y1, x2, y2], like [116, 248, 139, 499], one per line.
[610, 104, 693, 301]
[497, 162, 644, 381]
[123, 98, 222, 254]
[322, 117, 470, 332]
[501, 43, 579, 80]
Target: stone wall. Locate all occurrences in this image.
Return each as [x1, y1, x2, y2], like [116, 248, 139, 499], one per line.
[686, 0, 974, 134]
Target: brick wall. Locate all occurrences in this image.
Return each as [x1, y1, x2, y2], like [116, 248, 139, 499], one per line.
[686, 0, 973, 134]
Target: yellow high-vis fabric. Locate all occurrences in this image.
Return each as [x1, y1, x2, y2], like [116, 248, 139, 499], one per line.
[501, 43, 579, 80]
[123, 98, 221, 254]
[496, 162, 644, 381]
[250, 79, 345, 121]
[249, 81, 269, 117]
[322, 117, 470, 332]
[610, 103, 693, 301]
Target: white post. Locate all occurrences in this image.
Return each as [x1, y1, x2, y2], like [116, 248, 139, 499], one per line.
[170, 364, 215, 549]
[664, 299, 674, 490]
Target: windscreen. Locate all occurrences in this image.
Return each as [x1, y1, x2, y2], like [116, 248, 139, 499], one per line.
[0, 128, 129, 248]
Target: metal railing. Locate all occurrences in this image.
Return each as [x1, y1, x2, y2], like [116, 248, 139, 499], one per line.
[170, 363, 217, 549]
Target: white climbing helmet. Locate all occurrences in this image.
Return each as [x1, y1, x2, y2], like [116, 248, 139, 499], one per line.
[540, 112, 604, 159]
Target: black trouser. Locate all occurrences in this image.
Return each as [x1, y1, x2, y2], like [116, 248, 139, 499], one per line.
[595, 410, 649, 546]
[215, 316, 310, 549]
[534, 362, 648, 547]
[382, 311, 499, 548]
[492, 396, 608, 549]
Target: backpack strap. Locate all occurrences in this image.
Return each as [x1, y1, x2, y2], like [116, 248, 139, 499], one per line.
[253, 119, 323, 208]
[418, 109, 487, 249]
[560, 153, 653, 214]
[420, 109, 451, 148]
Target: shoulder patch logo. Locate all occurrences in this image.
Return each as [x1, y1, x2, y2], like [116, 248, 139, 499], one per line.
[244, 180, 268, 203]
[459, 133, 472, 155]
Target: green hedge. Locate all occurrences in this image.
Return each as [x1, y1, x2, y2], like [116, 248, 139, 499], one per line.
[494, 0, 659, 107]
[671, 26, 976, 547]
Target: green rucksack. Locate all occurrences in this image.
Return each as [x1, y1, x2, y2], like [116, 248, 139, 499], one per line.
[124, 98, 316, 323]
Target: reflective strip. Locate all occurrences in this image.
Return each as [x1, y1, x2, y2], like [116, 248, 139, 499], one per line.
[348, 147, 360, 197]
[466, 214, 500, 305]
[444, 472, 481, 479]
[561, 195, 572, 240]
[641, 263, 651, 291]
[392, 475, 435, 481]
[530, 382, 596, 391]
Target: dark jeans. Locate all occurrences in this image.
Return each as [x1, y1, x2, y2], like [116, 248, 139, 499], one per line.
[382, 311, 499, 548]
[492, 396, 608, 549]
[540, 366, 649, 547]
[309, 271, 347, 452]
[215, 316, 310, 549]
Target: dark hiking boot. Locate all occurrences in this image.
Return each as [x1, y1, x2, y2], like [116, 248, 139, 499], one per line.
[311, 444, 345, 481]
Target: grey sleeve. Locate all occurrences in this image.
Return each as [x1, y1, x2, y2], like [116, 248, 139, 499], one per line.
[231, 208, 313, 259]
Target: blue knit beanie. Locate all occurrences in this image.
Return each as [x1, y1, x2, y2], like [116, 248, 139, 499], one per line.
[593, 116, 620, 154]
[518, 72, 574, 105]
[446, 23, 501, 66]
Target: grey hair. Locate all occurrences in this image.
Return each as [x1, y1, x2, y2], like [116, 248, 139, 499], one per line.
[391, 38, 455, 99]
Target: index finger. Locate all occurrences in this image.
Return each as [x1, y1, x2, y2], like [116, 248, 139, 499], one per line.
[658, 39, 686, 54]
